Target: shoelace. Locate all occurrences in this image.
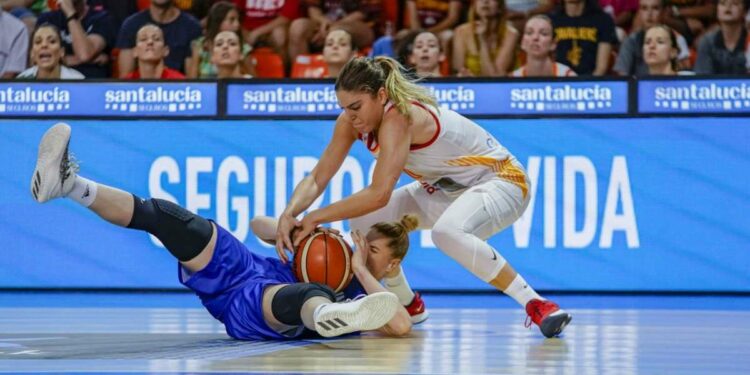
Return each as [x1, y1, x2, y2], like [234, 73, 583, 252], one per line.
[524, 303, 542, 328]
[60, 148, 80, 184]
[342, 294, 367, 303]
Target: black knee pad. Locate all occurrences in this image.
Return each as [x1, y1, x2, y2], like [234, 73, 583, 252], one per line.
[128, 196, 213, 262]
[271, 283, 336, 326]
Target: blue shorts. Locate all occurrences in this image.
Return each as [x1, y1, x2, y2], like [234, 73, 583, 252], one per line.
[178, 224, 299, 340]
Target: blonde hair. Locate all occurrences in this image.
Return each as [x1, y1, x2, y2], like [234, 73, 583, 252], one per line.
[335, 56, 438, 122]
[368, 215, 420, 260]
[468, 0, 509, 56]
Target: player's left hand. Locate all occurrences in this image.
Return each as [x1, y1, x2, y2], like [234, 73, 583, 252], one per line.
[351, 230, 370, 272]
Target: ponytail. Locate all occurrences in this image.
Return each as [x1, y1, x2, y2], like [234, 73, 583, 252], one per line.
[336, 56, 438, 122]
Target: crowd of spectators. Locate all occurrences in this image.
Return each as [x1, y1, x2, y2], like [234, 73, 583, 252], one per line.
[1, 0, 749, 80]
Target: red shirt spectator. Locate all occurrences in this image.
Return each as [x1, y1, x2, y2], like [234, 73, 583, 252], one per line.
[124, 67, 186, 79]
[234, 0, 300, 30]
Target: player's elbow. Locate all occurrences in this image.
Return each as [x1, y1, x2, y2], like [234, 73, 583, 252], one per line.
[371, 189, 392, 209]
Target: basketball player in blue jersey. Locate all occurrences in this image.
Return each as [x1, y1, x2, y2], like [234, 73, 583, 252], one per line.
[30, 123, 414, 340]
[274, 56, 572, 338]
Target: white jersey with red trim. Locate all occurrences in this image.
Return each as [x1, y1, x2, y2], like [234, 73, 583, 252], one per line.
[359, 102, 528, 198]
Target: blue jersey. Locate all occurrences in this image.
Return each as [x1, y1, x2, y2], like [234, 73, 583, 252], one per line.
[179, 224, 365, 340]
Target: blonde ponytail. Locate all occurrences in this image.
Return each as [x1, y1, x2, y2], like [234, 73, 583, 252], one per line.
[368, 214, 421, 260]
[374, 56, 438, 121]
[336, 56, 438, 123]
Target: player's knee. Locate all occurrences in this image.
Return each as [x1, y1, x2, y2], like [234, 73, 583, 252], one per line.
[271, 283, 336, 326]
[431, 221, 464, 250]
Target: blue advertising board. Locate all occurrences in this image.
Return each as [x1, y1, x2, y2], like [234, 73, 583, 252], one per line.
[639, 78, 750, 114]
[0, 82, 217, 117]
[226, 80, 630, 117]
[1, 118, 748, 291]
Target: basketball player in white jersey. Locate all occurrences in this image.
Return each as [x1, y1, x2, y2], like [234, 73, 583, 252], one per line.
[273, 56, 572, 337]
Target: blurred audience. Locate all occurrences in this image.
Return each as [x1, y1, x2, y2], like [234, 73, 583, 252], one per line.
[507, 0, 554, 32]
[599, 0, 638, 40]
[88, 0, 138, 32]
[322, 28, 357, 78]
[550, 0, 617, 76]
[405, 0, 463, 53]
[642, 24, 679, 74]
[0, 8, 29, 78]
[37, 0, 115, 79]
[187, 1, 252, 78]
[212, 29, 250, 78]
[694, 0, 748, 74]
[124, 23, 186, 79]
[116, 0, 201, 77]
[659, 0, 715, 40]
[512, 14, 576, 76]
[17, 23, 84, 78]
[408, 30, 445, 77]
[2, 0, 46, 30]
[289, 0, 379, 64]
[233, 0, 299, 61]
[614, 0, 690, 76]
[452, 0, 519, 76]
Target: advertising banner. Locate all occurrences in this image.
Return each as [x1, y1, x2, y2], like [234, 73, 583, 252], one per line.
[639, 78, 750, 114]
[0, 82, 217, 117]
[2, 118, 748, 291]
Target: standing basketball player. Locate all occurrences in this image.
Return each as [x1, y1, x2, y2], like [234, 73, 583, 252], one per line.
[275, 56, 572, 338]
[30, 123, 414, 340]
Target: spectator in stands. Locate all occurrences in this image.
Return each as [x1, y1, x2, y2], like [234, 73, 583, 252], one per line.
[124, 23, 185, 79]
[212, 30, 251, 78]
[88, 0, 138, 32]
[599, 0, 638, 41]
[0, 8, 29, 78]
[511, 14, 576, 76]
[288, 0, 378, 65]
[234, 0, 299, 61]
[643, 24, 679, 74]
[36, 0, 115, 79]
[17, 23, 84, 78]
[2, 0, 46, 31]
[408, 31, 445, 77]
[550, 0, 617, 76]
[507, 0, 554, 32]
[614, 0, 690, 76]
[116, 0, 201, 77]
[452, 0, 519, 76]
[322, 28, 358, 78]
[660, 0, 715, 40]
[405, 0, 463, 53]
[694, 0, 748, 74]
[187, 1, 252, 78]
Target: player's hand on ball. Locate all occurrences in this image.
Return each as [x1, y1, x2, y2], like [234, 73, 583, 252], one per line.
[293, 214, 320, 248]
[275, 213, 300, 263]
[351, 230, 370, 272]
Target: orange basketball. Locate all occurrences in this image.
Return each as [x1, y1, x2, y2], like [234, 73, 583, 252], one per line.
[293, 232, 354, 293]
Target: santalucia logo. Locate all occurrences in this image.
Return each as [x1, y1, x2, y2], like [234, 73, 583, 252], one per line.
[241, 86, 338, 113]
[104, 86, 202, 112]
[654, 83, 750, 100]
[0, 86, 71, 113]
[428, 86, 476, 111]
[651, 82, 750, 111]
[510, 84, 613, 111]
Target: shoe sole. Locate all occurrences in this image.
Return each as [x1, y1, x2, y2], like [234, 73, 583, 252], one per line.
[410, 310, 429, 325]
[31, 123, 71, 203]
[315, 292, 399, 338]
[540, 311, 572, 338]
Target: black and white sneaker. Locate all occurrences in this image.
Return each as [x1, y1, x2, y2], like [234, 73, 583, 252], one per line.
[314, 292, 399, 338]
[31, 123, 78, 203]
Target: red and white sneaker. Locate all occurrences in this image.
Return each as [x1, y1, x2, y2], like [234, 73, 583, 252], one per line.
[525, 299, 572, 338]
[405, 292, 429, 324]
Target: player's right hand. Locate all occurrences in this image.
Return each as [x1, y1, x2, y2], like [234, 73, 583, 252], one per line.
[275, 213, 300, 263]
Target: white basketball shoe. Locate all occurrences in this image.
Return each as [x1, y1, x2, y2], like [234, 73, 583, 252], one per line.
[31, 123, 78, 203]
[313, 292, 399, 338]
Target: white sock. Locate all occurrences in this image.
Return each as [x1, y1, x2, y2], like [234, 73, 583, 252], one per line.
[384, 267, 416, 305]
[504, 274, 543, 307]
[66, 176, 97, 207]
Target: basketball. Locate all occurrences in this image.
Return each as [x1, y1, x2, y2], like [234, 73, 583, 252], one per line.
[293, 232, 354, 293]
